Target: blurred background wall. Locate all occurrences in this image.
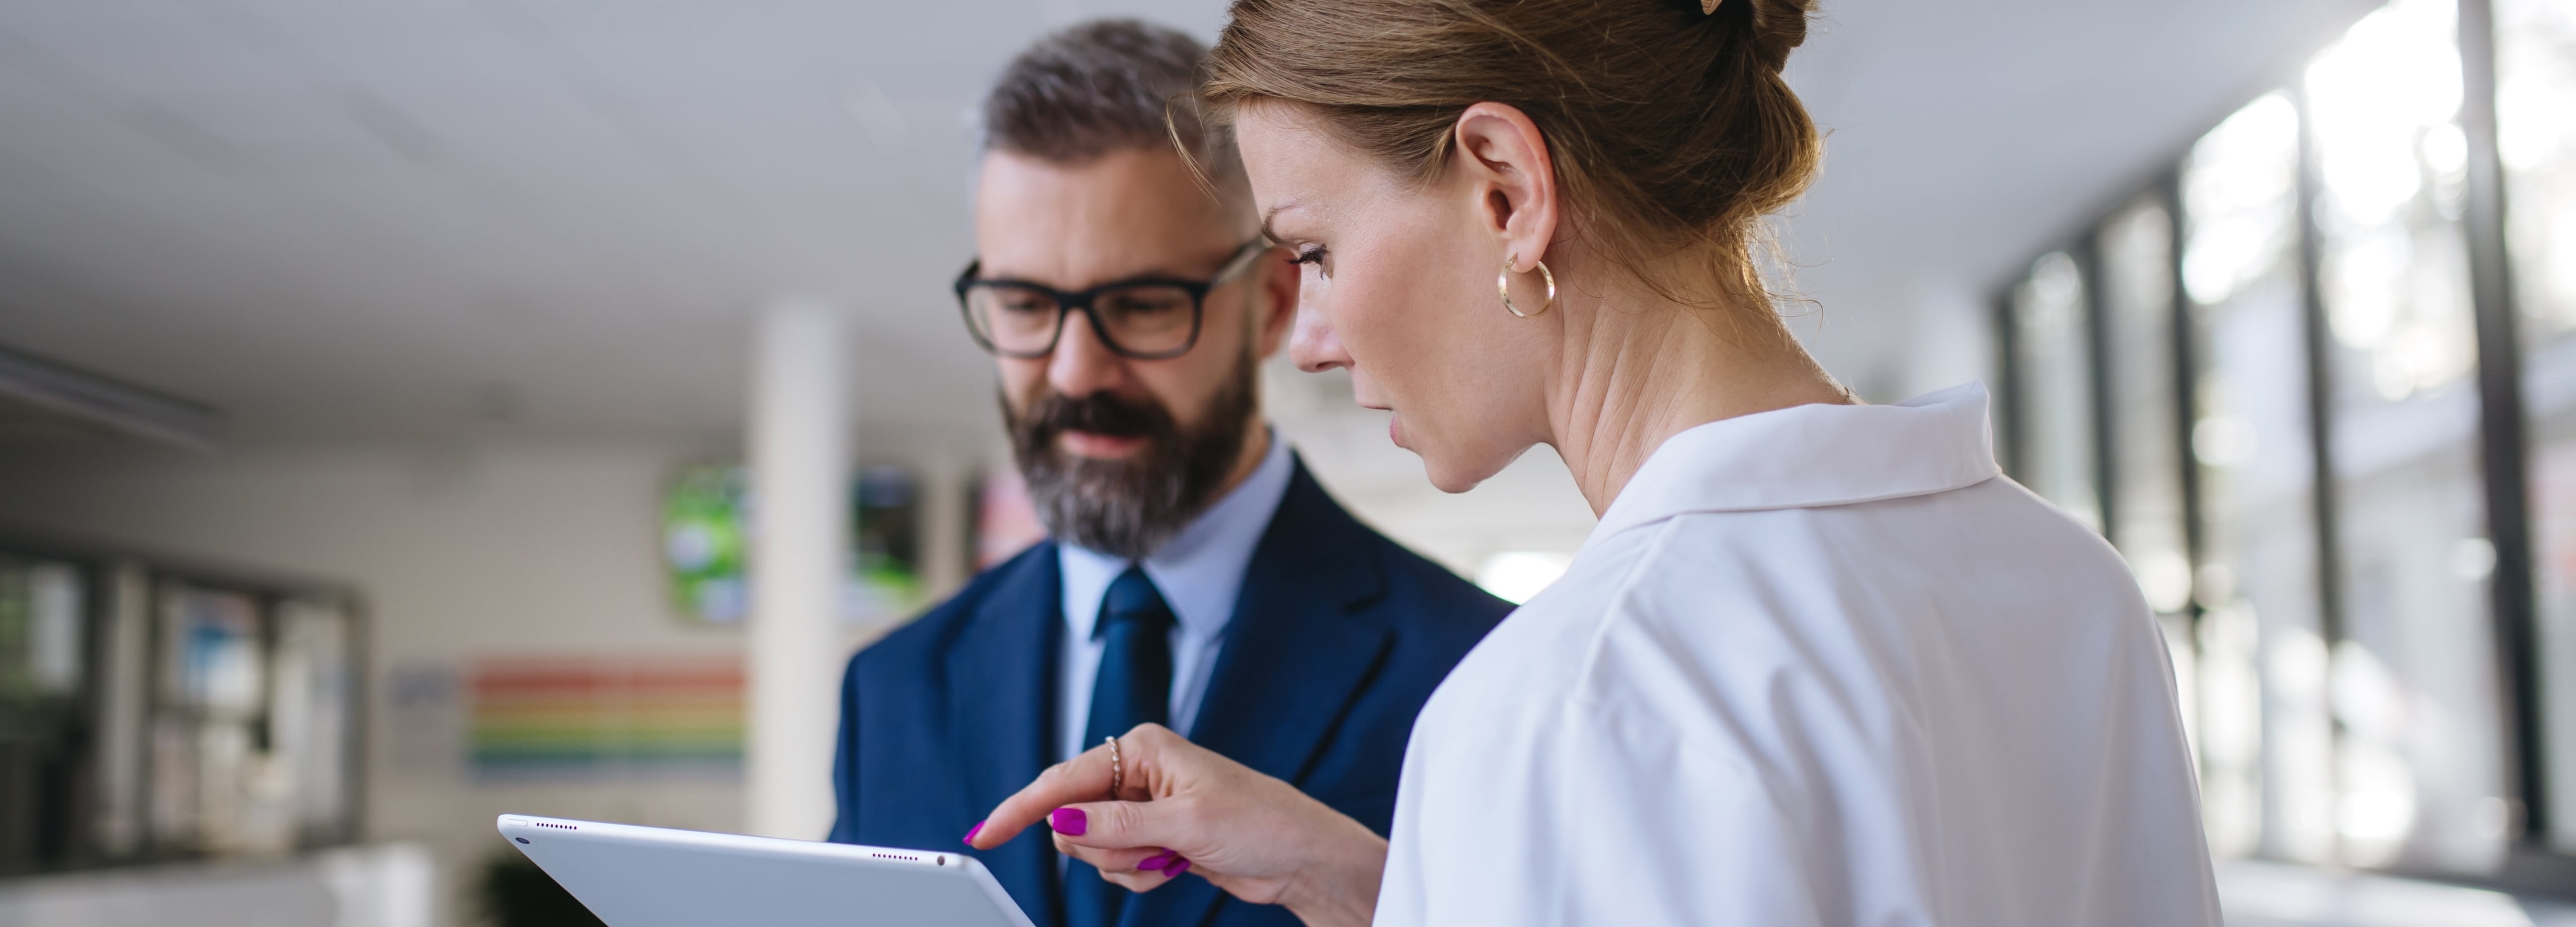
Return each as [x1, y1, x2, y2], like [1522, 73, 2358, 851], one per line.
[0, 0, 2569, 924]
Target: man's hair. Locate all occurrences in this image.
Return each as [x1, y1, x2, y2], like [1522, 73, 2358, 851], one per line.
[982, 19, 1245, 190]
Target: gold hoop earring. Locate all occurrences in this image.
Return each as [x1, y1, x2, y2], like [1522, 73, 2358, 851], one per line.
[1498, 255, 1556, 318]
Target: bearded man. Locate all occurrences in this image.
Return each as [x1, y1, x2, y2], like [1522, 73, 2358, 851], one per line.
[825, 19, 1510, 927]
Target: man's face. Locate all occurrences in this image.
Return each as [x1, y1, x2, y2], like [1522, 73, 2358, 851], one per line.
[974, 146, 1296, 557]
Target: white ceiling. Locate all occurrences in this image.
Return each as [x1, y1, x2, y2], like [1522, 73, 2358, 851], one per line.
[0, 0, 2378, 450]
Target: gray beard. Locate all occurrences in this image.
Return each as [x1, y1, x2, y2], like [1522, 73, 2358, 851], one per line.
[1007, 355, 1258, 560]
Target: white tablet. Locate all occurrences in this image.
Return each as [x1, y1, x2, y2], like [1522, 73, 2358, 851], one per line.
[497, 814, 1035, 927]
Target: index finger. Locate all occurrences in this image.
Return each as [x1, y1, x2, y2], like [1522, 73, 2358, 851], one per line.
[965, 742, 1114, 850]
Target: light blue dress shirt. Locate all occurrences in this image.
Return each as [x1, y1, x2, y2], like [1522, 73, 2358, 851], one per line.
[1054, 431, 1294, 763]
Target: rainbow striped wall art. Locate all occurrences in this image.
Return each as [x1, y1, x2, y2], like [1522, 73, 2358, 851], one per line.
[469, 656, 743, 781]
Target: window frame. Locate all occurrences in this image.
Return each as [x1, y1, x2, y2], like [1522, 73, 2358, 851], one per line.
[1992, 0, 2570, 893]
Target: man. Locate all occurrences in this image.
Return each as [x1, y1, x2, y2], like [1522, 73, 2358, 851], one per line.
[827, 19, 1510, 927]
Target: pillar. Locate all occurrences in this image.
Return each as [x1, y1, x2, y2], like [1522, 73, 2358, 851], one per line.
[746, 299, 848, 840]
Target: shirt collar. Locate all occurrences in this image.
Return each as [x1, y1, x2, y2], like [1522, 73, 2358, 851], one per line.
[1586, 382, 2003, 547]
[1060, 429, 1296, 642]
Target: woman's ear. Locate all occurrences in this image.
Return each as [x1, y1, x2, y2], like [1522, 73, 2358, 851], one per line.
[1451, 102, 1560, 272]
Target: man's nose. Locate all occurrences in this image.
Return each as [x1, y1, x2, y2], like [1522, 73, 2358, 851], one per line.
[1047, 308, 1129, 397]
[1288, 296, 1348, 373]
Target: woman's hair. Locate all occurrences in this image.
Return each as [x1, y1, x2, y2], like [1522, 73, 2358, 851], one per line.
[1203, 0, 1821, 307]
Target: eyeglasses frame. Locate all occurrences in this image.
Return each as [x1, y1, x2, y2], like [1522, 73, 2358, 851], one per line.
[953, 238, 1270, 361]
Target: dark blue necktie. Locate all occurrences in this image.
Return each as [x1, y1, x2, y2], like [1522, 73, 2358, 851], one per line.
[1065, 566, 1174, 927]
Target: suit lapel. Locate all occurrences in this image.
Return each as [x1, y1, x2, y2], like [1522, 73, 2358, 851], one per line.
[1122, 460, 1394, 927]
[947, 545, 1065, 927]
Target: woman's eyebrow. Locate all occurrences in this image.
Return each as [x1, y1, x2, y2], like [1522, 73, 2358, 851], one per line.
[1258, 202, 1303, 245]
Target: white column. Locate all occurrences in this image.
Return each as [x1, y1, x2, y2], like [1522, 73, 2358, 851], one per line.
[746, 299, 849, 840]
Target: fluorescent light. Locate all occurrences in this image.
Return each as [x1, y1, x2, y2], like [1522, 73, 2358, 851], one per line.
[0, 342, 221, 449]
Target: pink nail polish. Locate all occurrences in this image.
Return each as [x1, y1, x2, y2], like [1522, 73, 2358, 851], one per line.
[1136, 850, 1171, 871]
[1165, 857, 1191, 878]
[961, 822, 984, 846]
[1049, 807, 1087, 836]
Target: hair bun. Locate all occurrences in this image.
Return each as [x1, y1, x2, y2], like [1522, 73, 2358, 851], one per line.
[1209, 0, 1824, 305]
[1729, 0, 1814, 74]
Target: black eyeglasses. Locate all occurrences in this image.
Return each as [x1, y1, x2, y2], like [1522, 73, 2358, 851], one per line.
[954, 239, 1269, 360]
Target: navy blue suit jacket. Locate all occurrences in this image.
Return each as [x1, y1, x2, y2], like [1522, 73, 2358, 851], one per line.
[830, 458, 1509, 927]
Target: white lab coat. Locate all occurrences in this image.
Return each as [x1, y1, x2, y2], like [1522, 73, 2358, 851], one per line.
[1375, 384, 2220, 927]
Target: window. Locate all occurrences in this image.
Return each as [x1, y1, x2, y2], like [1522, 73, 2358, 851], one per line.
[2100, 196, 2193, 621]
[2007, 251, 2103, 528]
[150, 585, 359, 854]
[2308, 0, 2507, 870]
[1999, 0, 2576, 880]
[2181, 91, 2324, 861]
[0, 549, 361, 873]
[2097, 193, 2204, 777]
[1997, 0, 2576, 882]
[0, 556, 85, 872]
[2499, 0, 2576, 857]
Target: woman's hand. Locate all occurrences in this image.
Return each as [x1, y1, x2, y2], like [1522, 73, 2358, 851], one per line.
[962, 724, 1387, 927]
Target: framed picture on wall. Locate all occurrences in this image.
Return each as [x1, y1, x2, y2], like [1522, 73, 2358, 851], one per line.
[659, 464, 931, 626]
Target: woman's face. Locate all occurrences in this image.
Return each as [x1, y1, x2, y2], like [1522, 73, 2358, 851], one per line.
[1235, 103, 1556, 492]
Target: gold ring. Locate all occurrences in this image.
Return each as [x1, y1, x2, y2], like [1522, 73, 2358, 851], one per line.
[1104, 735, 1123, 798]
[1499, 256, 1556, 318]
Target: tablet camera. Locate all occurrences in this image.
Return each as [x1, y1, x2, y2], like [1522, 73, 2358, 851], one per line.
[515, 838, 530, 844]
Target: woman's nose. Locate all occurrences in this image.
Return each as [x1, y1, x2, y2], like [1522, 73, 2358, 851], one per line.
[1288, 299, 1349, 373]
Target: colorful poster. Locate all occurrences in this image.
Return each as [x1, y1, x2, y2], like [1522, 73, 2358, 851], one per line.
[847, 466, 923, 621]
[662, 468, 750, 624]
[661, 465, 929, 625]
[469, 656, 744, 781]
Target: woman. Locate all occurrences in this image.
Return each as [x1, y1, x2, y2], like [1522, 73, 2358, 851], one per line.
[966, 0, 2221, 924]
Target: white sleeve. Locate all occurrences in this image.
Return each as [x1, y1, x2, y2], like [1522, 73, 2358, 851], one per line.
[1378, 699, 1831, 927]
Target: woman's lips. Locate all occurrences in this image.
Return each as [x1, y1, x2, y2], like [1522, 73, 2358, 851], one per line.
[1388, 415, 1405, 449]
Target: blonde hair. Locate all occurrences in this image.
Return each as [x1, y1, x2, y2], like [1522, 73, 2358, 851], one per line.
[1202, 0, 1821, 308]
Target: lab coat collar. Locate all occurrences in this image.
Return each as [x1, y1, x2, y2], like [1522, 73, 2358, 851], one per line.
[1587, 382, 2002, 547]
